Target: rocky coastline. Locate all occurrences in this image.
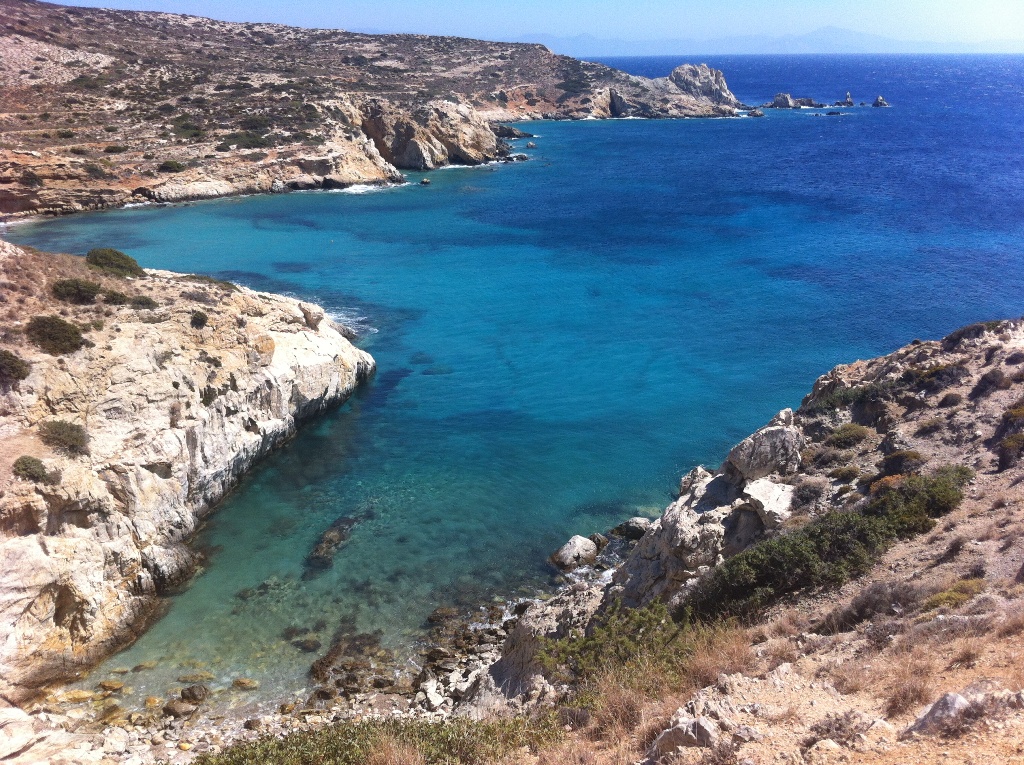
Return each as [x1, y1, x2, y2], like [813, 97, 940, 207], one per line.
[0, 0, 745, 220]
[0, 238, 375, 710]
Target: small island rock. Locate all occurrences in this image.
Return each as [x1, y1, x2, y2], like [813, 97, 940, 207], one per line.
[550, 535, 598, 571]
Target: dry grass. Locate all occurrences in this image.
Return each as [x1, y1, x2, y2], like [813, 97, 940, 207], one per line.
[882, 650, 937, 718]
[829, 660, 870, 695]
[364, 740, 426, 765]
[947, 637, 984, 669]
[684, 624, 754, 691]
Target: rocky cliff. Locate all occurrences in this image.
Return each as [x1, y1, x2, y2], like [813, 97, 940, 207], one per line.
[0, 239, 374, 703]
[0, 0, 744, 217]
[462, 317, 1024, 720]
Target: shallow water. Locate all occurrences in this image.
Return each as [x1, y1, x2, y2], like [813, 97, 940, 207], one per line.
[6, 55, 1024, 711]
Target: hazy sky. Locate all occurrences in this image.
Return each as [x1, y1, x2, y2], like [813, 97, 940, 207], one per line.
[58, 0, 1024, 45]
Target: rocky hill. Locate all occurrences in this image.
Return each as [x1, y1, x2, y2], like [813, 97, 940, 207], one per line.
[0, 0, 743, 217]
[0, 238, 374, 707]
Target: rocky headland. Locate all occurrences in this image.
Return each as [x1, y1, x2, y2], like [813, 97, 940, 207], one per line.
[0, 238, 374, 711]
[0, 0, 744, 218]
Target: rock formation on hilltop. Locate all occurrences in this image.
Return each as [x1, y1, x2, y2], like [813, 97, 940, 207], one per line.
[0, 239, 374, 702]
[0, 0, 743, 217]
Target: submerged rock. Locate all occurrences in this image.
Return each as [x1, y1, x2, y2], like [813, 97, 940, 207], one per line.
[302, 512, 371, 578]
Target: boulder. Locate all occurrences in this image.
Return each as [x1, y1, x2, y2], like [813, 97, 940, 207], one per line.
[611, 516, 651, 540]
[769, 93, 797, 109]
[740, 479, 795, 529]
[0, 706, 35, 759]
[298, 302, 325, 331]
[163, 699, 198, 718]
[904, 692, 970, 736]
[648, 716, 719, 757]
[549, 536, 598, 571]
[180, 684, 209, 703]
[723, 409, 803, 482]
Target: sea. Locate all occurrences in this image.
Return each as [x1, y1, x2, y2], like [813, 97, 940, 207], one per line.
[5, 54, 1024, 712]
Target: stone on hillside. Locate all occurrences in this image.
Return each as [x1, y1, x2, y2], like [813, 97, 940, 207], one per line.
[724, 410, 803, 482]
[741, 479, 795, 529]
[549, 536, 598, 571]
[904, 692, 970, 736]
[648, 715, 720, 757]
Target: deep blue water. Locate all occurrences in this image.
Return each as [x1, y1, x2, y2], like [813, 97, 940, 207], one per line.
[5, 55, 1024, 709]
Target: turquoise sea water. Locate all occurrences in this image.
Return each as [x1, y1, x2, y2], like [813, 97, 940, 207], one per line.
[5, 55, 1024, 710]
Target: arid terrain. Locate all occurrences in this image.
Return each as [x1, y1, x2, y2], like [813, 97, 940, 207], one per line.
[0, 0, 743, 217]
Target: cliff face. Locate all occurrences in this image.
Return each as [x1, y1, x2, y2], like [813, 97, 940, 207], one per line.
[0, 0, 743, 217]
[0, 240, 374, 702]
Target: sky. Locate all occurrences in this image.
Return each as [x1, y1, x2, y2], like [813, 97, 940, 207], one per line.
[56, 0, 1024, 51]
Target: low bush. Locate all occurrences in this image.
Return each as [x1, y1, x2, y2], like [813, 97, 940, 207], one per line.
[13, 455, 47, 483]
[38, 420, 89, 455]
[102, 290, 129, 305]
[25, 315, 85, 355]
[86, 247, 145, 277]
[916, 417, 945, 436]
[803, 381, 896, 415]
[157, 160, 186, 173]
[51, 277, 101, 304]
[902, 363, 968, 393]
[190, 309, 209, 329]
[998, 433, 1024, 471]
[829, 466, 861, 483]
[131, 295, 159, 310]
[879, 450, 926, 476]
[921, 578, 986, 612]
[0, 349, 31, 386]
[820, 580, 924, 633]
[687, 466, 972, 621]
[937, 392, 963, 408]
[103, 144, 128, 153]
[971, 369, 1012, 399]
[192, 715, 562, 765]
[825, 423, 872, 448]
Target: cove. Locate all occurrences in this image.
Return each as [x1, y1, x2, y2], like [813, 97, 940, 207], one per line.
[7, 55, 1024, 710]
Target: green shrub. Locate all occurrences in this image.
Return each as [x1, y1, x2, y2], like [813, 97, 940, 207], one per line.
[803, 381, 896, 415]
[25, 315, 85, 355]
[86, 247, 145, 277]
[829, 466, 861, 483]
[157, 160, 186, 173]
[863, 466, 973, 537]
[183, 274, 237, 291]
[214, 130, 272, 151]
[901, 363, 968, 393]
[192, 715, 562, 765]
[102, 290, 130, 305]
[14, 456, 44, 482]
[0, 350, 32, 386]
[971, 369, 1011, 399]
[686, 465, 972, 621]
[190, 310, 208, 329]
[879, 450, 926, 476]
[20, 170, 43, 188]
[38, 420, 89, 455]
[921, 578, 986, 612]
[130, 295, 158, 310]
[998, 433, 1024, 471]
[56, 129, 76, 138]
[916, 418, 945, 436]
[825, 424, 872, 448]
[51, 277, 101, 304]
[103, 144, 128, 154]
[938, 392, 964, 408]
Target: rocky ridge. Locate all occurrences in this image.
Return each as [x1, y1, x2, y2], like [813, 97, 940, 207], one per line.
[0, 0, 744, 217]
[0, 238, 374, 704]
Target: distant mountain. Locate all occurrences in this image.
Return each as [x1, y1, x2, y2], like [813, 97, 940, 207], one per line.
[515, 27, 1024, 57]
